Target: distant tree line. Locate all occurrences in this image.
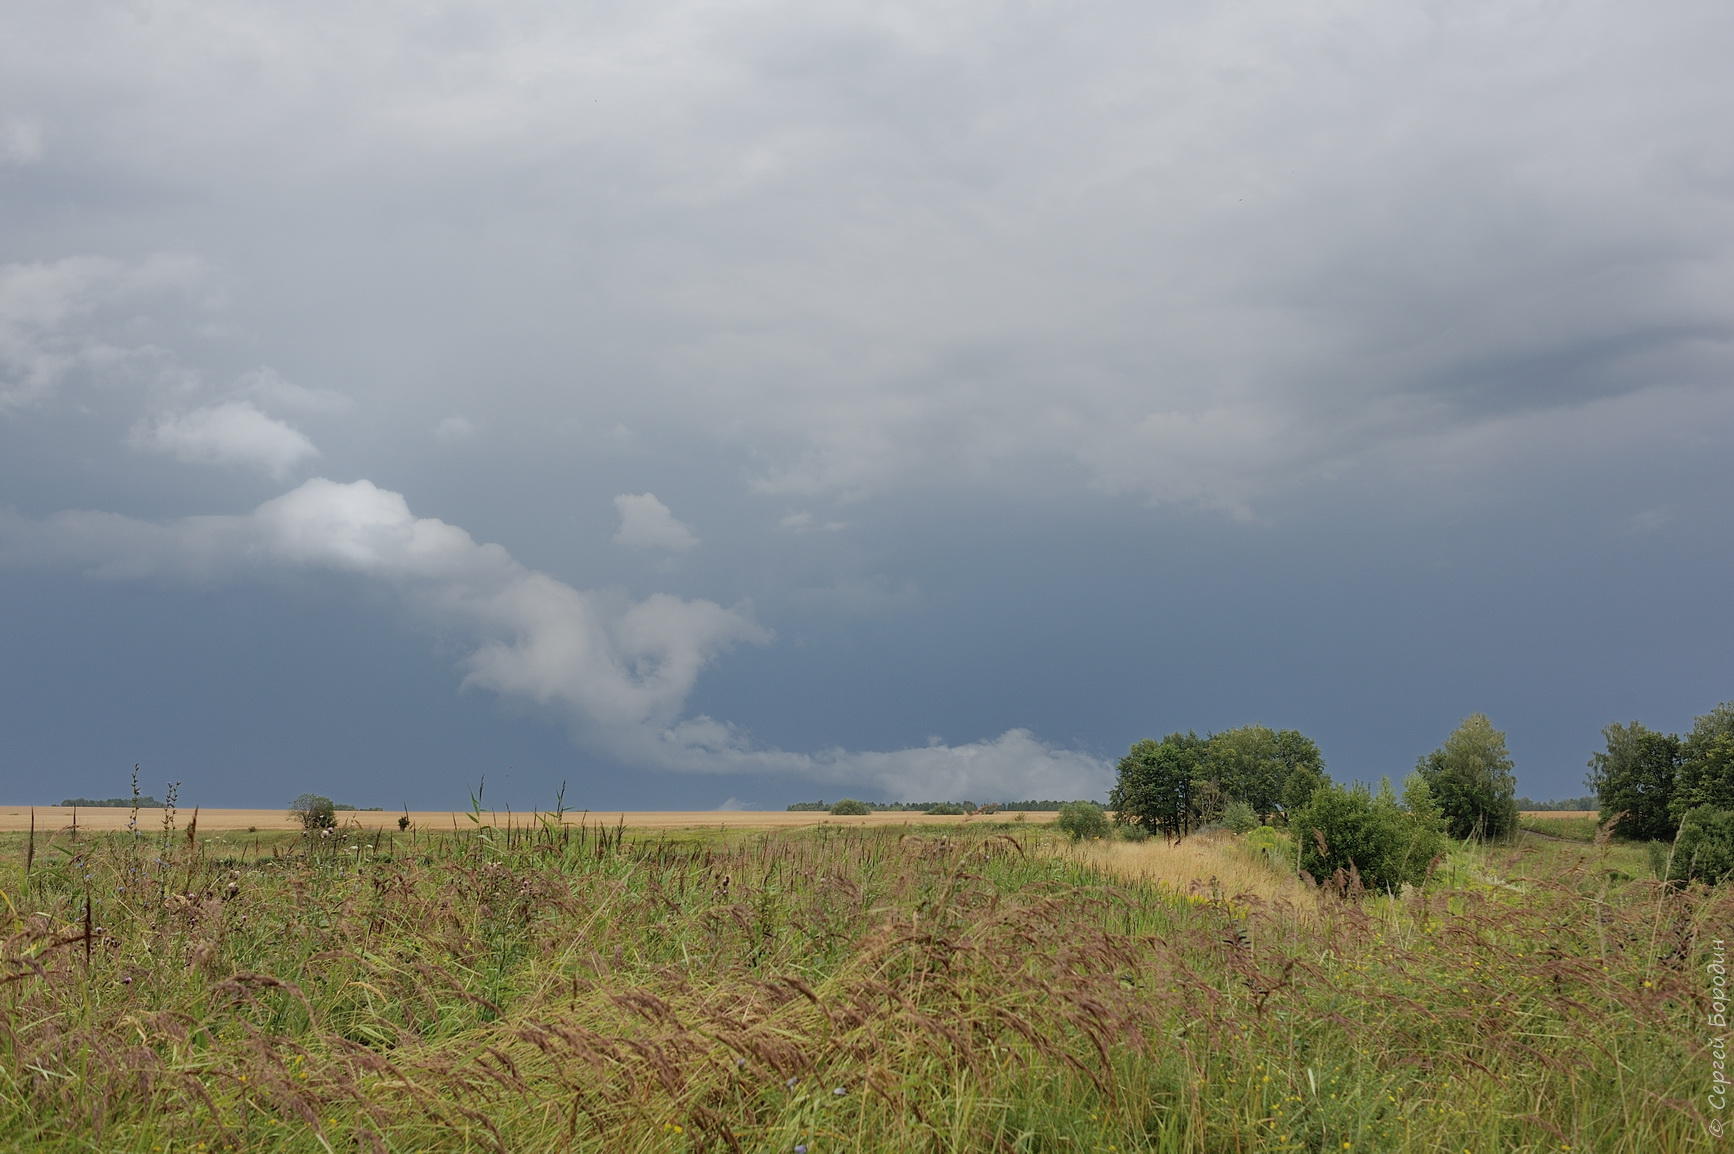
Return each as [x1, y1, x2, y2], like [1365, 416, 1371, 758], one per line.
[786, 799, 1078, 813]
[58, 794, 381, 812]
[1514, 795, 1597, 811]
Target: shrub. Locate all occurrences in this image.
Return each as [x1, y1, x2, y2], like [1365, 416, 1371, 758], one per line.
[289, 793, 337, 832]
[1290, 779, 1446, 896]
[1223, 799, 1259, 834]
[829, 798, 872, 816]
[1243, 825, 1294, 871]
[1667, 806, 1734, 885]
[925, 802, 967, 815]
[1056, 801, 1109, 841]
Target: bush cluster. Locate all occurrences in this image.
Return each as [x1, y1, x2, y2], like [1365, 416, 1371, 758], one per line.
[1056, 800, 1108, 841]
[1290, 777, 1448, 896]
[1667, 805, 1734, 885]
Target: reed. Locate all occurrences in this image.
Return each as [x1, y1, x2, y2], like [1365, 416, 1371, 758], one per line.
[0, 809, 1717, 1151]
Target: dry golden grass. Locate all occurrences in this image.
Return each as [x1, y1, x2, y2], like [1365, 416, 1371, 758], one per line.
[1057, 831, 1319, 908]
[0, 805, 1056, 833]
[1518, 810, 1597, 819]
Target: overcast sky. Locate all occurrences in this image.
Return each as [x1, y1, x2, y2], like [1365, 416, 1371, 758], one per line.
[3, 1, 1731, 810]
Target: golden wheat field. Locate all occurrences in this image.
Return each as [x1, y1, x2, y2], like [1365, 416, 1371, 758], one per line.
[0, 805, 1058, 833]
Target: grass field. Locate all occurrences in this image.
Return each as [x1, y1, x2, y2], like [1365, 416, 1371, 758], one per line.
[0, 807, 1056, 834]
[0, 809, 1720, 1152]
[1516, 811, 1603, 842]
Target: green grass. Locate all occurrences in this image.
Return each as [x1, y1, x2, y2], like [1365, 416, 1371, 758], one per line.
[0, 813, 1722, 1152]
[1517, 814, 1602, 841]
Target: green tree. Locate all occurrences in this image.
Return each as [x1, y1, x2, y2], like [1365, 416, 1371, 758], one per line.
[288, 793, 337, 831]
[1672, 703, 1734, 820]
[1202, 725, 1326, 821]
[1417, 713, 1518, 840]
[1203, 725, 1285, 819]
[1056, 800, 1109, 840]
[1586, 721, 1681, 841]
[1110, 732, 1207, 840]
[1275, 729, 1329, 817]
[829, 798, 872, 816]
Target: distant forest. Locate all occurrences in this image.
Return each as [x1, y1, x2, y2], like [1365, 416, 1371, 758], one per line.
[787, 799, 1070, 813]
[1515, 795, 1597, 811]
[59, 796, 164, 808]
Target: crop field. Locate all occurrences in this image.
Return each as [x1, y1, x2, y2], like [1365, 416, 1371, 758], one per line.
[0, 808, 1056, 835]
[0, 812, 1723, 1152]
[1516, 812, 1604, 842]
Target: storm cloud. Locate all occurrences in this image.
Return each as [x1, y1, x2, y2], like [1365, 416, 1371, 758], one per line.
[1, 1, 1730, 805]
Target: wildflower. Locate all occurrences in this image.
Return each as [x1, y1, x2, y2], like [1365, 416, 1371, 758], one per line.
[832, 1086, 846, 1096]
[794, 1145, 808, 1153]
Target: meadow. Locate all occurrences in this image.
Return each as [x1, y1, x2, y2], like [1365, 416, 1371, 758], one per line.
[0, 806, 1722, 1152]
[0, 808, 1053, 834]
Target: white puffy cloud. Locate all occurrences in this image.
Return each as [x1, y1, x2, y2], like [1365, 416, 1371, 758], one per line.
[0, 477, 1109, 800]
[129, 400, 320, 478]
[612, 493, 699, 552]
[1, 478, 764, 729]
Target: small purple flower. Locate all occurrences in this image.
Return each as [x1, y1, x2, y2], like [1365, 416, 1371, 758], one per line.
[794, 1146, 808, 1154]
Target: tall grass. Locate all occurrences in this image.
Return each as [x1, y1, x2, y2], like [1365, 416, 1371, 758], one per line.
[0, 812, 1721, 1151]
[1059, 829, 1319, 908]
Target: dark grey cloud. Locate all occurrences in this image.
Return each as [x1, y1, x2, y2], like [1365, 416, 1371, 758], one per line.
[2, 1, 1730, 803]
